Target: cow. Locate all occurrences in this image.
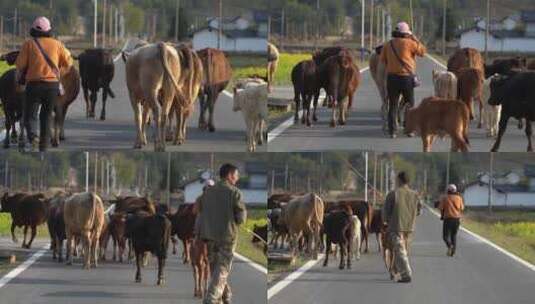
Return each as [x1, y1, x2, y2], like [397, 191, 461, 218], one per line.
[125, 211, 171, 285]
[233, 78, 268, 152]
[113, 196, 156, 215]
[313, 46, 353, 66]
[447, 48, 485, 77]
[124, 42, 202, 151]
[347, 62, 362, 111]
[330, 200, 372, 253]
[489, 71, 535, 152]
[528, 59, 535, 70]
[0, 69, 23, 148]
[76, 48, 115, 120]
[291, 60, 320, 126]
[485, 57, 526, 79]
[252, 224, 268, 254]
[267, 42, 280, 93]
[405, 97, 470, 152]
[190, 238, 209, 298]
[1, 192, 48, 249]
[317, 53, 358, 127]
[280, 193, 324, 259]
[322, 205, 354, 270]
[481, 75, 502, 137]
[197, 48, 232, 132]
[267, 208, 288, 249]
[63, 192, 105, 269]
[432, 70, 457, 99]
[457, 67, 485, 127]
[51, 65, 81, 147]
[47, 192, 69, 261]
[369, 209, 385, 253]
[268, 193, 296, 209]
[369, 46, 389, 132]
[169, 203, 197, 264]
[351, 215, 362, 260]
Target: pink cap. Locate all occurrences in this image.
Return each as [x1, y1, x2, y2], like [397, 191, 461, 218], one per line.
[396, 22, 412, 35]
[32, 17, 51, 32]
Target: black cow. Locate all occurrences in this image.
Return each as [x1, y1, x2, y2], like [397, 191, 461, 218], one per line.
[125, 211, 171, 285]
[0, 69, 23, 148]
[76, 48, 115, 120]
[291, 60, 320, 126]
[47, 194, 68, 261]
[322, 206, 354, 270]
[489, 71, 535, 152]
[251, 224, 268, 254]
[267, 208, 288, 249]
[485, 57, 526, 78]
[313, 46, 353, 66]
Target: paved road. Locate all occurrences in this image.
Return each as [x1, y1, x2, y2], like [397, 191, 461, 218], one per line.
[0, 238, 266, 304]
[268, 56, 530, 152]
[268, 208, 535, 304]
[2, 58, 264, 152]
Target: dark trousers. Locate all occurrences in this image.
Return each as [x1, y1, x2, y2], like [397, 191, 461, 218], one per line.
[23, 82, 59, 151]
[386, 74, 415, 134]
[442, 218, 460, 249]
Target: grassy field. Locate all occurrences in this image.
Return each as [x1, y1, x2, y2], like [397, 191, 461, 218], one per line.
[227, 54, 266, 88]
[272, 53, 313, 86]
[236, 207, 267, 267]
[462, 209, 535, 265]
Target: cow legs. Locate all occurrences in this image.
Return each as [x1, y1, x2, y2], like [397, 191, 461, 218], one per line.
[51, 106, 62, 147]
[57, 238, 64, 262]
[100, 88, 108, 120]
[208, 91, 216, 132]
[198, 94, 208, 130]
[90, 90, 98, 118]
[182, 239, 191, 264]
[491, 115, 510, 152]
[330, 97, 337, 128]
[323, 237, 331, 267]
[135, 252, 143, 283]
[156, 256, 166, 286]
[83, 86, 91, 118]
[525, 120, 533, 152]
[66, 233, 74, 265]
[132, 99, 144, 149]
[174, 108, 188, 145]
[338, 97, 347, 126]
[477, 97, 483, 129]
[11, 223, 18, 243]
[3, 116, 11, 148]
[82, 233, 92, 269]
[26, 224, 37, 249]
[294, 90, 301, 123]
[92, 235, 99, 268]
[312, 92, 320, 122]
[22, 225, 28, 248]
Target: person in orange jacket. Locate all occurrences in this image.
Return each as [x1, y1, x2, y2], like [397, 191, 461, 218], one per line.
[438, 184, 465, 257]
[15, 16, 73, 152]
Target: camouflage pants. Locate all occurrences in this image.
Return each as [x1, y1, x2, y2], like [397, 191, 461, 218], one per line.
[203, 240, 235, 304]
[388, 232, 412, 279]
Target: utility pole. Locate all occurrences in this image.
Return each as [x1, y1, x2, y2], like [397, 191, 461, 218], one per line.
[442, 0, 447, 56]
[488, 153, 494, 213]
[409, 0, 414, 30]
[114, 7, 118, 44]
[445, 153, 451, 193]
[13, 8, 17, 44]
[4, 159, 8, 188]
[267, 15, 271, 41]
[271, 170, 275, 193]
[381, 8, 385, 43]
[102, 0, 107, 47]
[373, 153, 377, 206]
[315, 0, 320, 50]
[361, 0, 365, 61]
[94, 152, 98, 193]
[94, 0, 98, 48]
[175, 0, 180, 41]
[319, 152, 324, 195]
[166, 152, 171, 207]
[364, 152, 368, 203]
[85, 152, 89, 192]
[217, 0, 223, 50]
[0, 16, 4, 52]
[280, 8, 285, 51]
[369, 0, 374, 49]
[284, 162, 289, 191]
[485, 0, 490, 61]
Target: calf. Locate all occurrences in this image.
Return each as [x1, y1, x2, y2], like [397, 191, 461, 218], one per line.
[369, 209, 385, 253]
[457, 67, 484, 127]
[126, 211, 171, 285]
[252, 224, 268, 254]
[485, 57, 525, 79]
[268, 208, 288, 249]
[0, 69, 23, 148]
[1, 192, 48, 249]
[267, 43, 279, 93]
[197, 48, 232, 132]
[169, 204, 197, 264]
[405, 97, 470, 152]
[338, 200, 372, 253]
[190, 239, 209, 298]
[233, 79, 268, 152]
[322, 205, 354, 270]
[291, 60, 320, 126]
[351, 215, 362, 261]
[432, 70, 457, 99]
[47, 192, 68, 261]
[481, 76, 502, 137]
[489, 71, 535, 152]
[76, 48, 115, 120]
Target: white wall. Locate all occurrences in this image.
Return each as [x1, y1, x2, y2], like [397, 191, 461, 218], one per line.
[460, 30, 535, 52]
[463, 184, 535, 207]
[193, 30, 267, 53]
[184, 181, 267, 205]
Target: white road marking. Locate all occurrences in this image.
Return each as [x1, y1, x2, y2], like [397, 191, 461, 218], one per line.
[267, 254, 325, 299]
[234, 252, 267, 274]
[425, 204, 535, 272]
[0, 244, 49, 289]
[267, 67, 370, 143]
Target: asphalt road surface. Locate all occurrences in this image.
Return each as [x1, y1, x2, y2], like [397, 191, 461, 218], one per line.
[268, 56, 530, 152]
[0, 238, 266, 304]
[268, 208, 535, 304]
[1, 57, 264, 152]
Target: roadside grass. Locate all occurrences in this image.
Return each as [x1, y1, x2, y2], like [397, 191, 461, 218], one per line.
[461, 209, 535, 265]
[268, 107, 291, 122]
[268, 254, 309, 284]
[236, 207, 267, 268]
[228, 54, 267, 89]
[273, 53, 312, 86]
[0, 213, 49, 238]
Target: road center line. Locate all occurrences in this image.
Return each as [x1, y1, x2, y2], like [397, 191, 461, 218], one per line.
[0, 244, 49, 289]
[424, 204, 535, 272]
[267, 67, 370, 143]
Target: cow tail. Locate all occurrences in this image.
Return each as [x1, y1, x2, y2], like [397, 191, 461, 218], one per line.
[88, 192, 98, 231]
[463, 105, 470, 145]
[106, 87, 116, 98]
[158, 42, 183, 100]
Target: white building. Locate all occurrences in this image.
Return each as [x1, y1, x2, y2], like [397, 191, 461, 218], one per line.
[192, 12, 268, 53]
[462, 166, 535, 208]
[459, 11, 535, 53]
[182, 162, 267, 206]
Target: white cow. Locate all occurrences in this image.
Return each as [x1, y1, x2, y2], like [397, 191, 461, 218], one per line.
[233, 78, 268, 152]
[432, 70, 458, 99]
[352, 215, 362, 260]
[481, 76, 502, 137]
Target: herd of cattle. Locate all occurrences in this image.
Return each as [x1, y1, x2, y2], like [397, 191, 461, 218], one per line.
[0, 42, 267, 152]
[0, 191, 241, 298]
[286, 43, 535, 152]
[267, 193, 389, 271]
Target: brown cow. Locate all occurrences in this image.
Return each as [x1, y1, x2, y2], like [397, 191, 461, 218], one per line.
[190, 238, 209, 298]
[197, 48, 232, 132]
[52, 65, 81, 147]
[328, 199, 372, 253]
[370, 46, 388, 131]
[267, 42, 279, 93]
[47, 192, 69, 261]
[280, 193, 324, 259]
[113, 196, 156, 215]
[63, 192, 105, 269]
[1, 192, 48, 249]
[447, 48, 485, 76]
[169, 203, 197, 264]
[457, 67, 485, 127]
[528, 59, 535, 70]
[405, 97, 470, 152]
